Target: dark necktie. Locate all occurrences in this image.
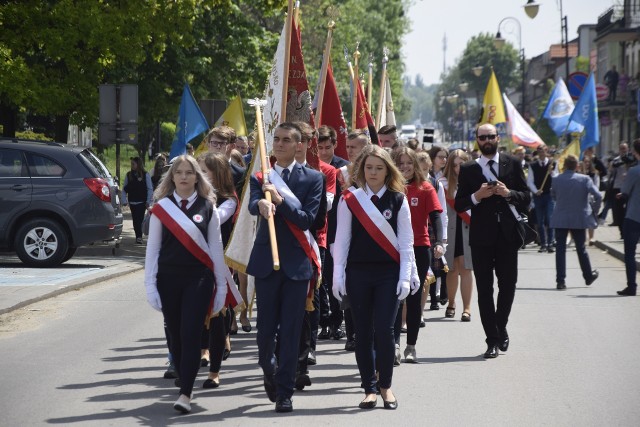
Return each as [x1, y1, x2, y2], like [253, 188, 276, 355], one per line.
[281, 168, 290, 184]
[371, 195, 379, 204]
[180, 199, 188, 212]
[487, 159, 498, 179]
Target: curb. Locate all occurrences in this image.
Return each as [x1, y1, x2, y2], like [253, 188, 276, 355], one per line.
[593, 241, 640, 271]
[0, 263, 144, 316]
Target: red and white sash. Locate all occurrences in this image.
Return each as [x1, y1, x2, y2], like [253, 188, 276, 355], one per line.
[266, 169, 322, 273]
[446, 197, 471, 225]
[342, 186, 400, 263]
[337, 165, 350, 188]
[151, 198, 244, 312]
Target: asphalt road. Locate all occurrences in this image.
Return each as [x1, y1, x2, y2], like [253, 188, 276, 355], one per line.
[0, 245, 638, 426]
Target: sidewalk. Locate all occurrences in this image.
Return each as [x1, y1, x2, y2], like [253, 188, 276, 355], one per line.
[0, 210, 638, 316]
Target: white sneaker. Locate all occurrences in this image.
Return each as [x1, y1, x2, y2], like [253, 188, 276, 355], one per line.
[173, 394, 191, 413]
[404, 346, 417, 363]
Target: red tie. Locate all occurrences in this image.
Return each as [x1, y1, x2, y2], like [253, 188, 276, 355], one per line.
[371, 195, 379, 204]
[180, 199, 188, 212]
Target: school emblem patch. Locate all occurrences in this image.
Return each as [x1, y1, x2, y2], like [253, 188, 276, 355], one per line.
[383, 209, 392, 220]
[411, 197, 419, 207]
[192, 214, 203, 223]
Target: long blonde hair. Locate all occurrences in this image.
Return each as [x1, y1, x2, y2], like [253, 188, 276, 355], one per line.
[154, 155, 216, 204]
[442, 149, 470, 199]
[393, 147, 427, 187]
[353, 145, 405, 194]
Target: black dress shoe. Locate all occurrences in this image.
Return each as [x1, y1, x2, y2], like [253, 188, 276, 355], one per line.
[547, 245, 555, 253]
[383, 399, 398, 410]
[345, 339, 356, 351]
[617, 287, 637, 296]
[200, 357, 209, 367]
[358, 399, 377, 409]
[585, 270, 599, 286]
[557, 282, 566, 290]
[203, 378, 220, 389]
[307, 350, 317, 366]
[332, 328, 346, 340]
[242, 324, 252, 333]
[317, 326, 331, 340]
[263, 374, 277, 402]
[498, 336, 510, 352]
[294, 373, 311, 390]
[275, 397, 293, 413]
[483, 345, 499, 359]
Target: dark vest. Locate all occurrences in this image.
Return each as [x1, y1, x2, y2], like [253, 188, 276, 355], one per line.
[125, 171, 147, 202]
[348, 190, 403, 264]
[530, 161, 554, 194]
[158, 195, 212, 273]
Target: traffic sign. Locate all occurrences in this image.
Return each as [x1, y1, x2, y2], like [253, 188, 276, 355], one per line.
[595, 83, 610, 101]
[567, 72, 588, 100]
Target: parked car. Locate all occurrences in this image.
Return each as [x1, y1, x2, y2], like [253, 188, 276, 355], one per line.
[0, 138, 123, 267]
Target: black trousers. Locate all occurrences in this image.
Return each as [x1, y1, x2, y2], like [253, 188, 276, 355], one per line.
[347, 262, 400, 394]
[157, 268, 213, 397]
[201, 309, 230, 374]
[470, 235, 519, 346]
[394, 246, 430, 346]
[129, 202, 146, 239]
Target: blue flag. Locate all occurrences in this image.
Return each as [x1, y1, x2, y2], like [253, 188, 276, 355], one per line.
[568, 73, 599, 153]
[169, 83, 209, 160]
[542, 78, 583, 136]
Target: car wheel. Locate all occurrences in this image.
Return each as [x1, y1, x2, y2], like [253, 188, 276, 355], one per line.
[62, 247, 77, 263]
[14, 219, 69, 267]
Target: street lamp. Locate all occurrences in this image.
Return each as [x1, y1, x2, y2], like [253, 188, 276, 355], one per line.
[523, 0, 540, 19]
[472, 64, 484, 77]
[494, 17, 527, 115]
[459, 82, 469, 93]
[524, 0, 569, 81]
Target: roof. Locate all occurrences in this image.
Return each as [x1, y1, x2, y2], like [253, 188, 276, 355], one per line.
[548, 43, 578, 59]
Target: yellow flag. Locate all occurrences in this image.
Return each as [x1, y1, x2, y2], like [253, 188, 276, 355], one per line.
[555, 137, 580, 172]
[195, 95, 248, 156]
[479, 70, 506, 125]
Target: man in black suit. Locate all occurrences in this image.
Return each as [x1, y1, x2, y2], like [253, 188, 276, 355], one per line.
[247, 123, 323, 412]
[455, 123, 530, 359]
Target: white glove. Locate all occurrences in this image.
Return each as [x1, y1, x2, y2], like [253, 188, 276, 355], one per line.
[146, 287, 162, 312]
[212, 282, 228, 314]
[410, 272, 421, 295]
[397, 280, 410, 301]
[332, 268, 346, 302]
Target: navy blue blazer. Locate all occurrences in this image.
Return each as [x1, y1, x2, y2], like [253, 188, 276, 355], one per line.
[246, 163, 324, 281]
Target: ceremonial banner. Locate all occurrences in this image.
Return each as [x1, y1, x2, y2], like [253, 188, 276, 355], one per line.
[568, 73, 600, 154]
[377, 75, 396, 128]
[542, 77, 583, 136]
[314, 62, 349, 159]
[479, 70, 506, 125]
[503, 93, 544, 149]
[169, 83, 209, 160]
[194, 95, 248, 157]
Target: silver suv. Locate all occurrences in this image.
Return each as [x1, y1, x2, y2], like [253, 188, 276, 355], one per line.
[0, 139, 123, 267]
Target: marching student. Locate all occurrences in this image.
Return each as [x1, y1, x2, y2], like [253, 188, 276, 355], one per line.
[197, 152, 240, 389]
[394, 147, 443, 363]
[246, 123, 323, 413]
[144, 155, 230, 413]
[333, 145, 417, 410]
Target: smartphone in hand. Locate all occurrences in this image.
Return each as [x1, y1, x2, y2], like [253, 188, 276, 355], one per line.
[487, 180, 498, 187]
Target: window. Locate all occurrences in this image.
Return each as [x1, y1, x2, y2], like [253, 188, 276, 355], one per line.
[26, 153, 66, 177]
[0, 148, 28, 177]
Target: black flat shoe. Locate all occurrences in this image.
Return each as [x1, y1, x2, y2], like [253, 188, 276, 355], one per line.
[358, 399, 377, 409]
[275, 397, 293, 413]
[200, 357, 209, 367]
[242, 324, 252, 333]
[222, 349, 231, 360]
[203, 378, 220, 389]
[383, 399, 398, 410]
[229, 328, 238, 335]
[585, 270, 599, 286]
[617, 287, 637, 296]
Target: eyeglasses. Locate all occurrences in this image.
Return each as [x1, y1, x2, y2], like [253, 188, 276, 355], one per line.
[477, 134, 497, 141]
[208, 140, 227, 147]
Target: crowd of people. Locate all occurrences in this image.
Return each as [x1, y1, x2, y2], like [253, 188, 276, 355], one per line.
[132, 121, 639, 415]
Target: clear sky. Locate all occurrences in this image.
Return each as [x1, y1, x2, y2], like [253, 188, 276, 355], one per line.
[403, 0, 616, 85]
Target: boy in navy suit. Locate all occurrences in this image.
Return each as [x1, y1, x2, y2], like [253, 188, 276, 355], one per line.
[246, 123, 323, 412]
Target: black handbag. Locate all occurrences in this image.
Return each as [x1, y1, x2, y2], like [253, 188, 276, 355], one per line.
[508, 205, 538, 248]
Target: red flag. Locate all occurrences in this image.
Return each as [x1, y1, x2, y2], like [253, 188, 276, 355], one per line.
[354, 78, 379, 145]
[319, 62, 349, 159]
[288, 20, 319, 169]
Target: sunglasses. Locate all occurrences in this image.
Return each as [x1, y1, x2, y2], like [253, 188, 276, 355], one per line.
[478, 134, 497, 141]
